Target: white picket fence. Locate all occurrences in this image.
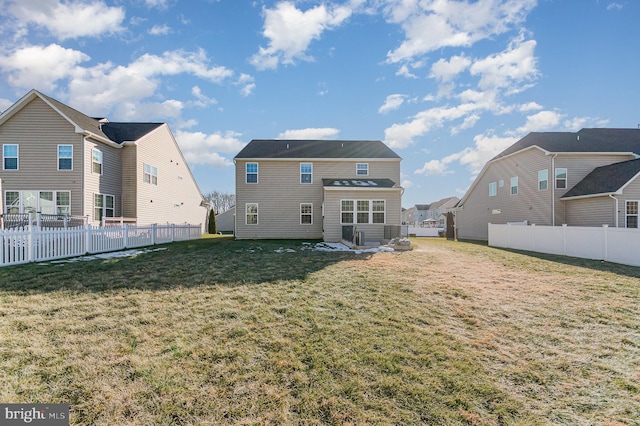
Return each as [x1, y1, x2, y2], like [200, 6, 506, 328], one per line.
[0, 223, 202, 267]
[489, 223, 640, 267]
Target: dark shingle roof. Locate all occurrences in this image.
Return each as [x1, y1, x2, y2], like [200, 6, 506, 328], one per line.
[101, 122, 163, 143]
[494, 128, 640, 160]
[234, 139, 400, 159]
[415, 204, 430, 210]
[562, 158, 640, 199]
[322, 178, 397, 188]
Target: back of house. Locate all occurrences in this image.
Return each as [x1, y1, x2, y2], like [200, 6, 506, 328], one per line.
[234, 139, 402, 242]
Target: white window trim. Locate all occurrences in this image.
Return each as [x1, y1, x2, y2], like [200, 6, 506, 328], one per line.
[300, 163, 313, 184]
[92, 148, 103, 175]
[489, 182, 497, 197]
[300, 203, 313, 225]
[246, 162, 258, 184]
[626, 200, 639, 228]
[356, 163, 369, 176]
[340, 199, 385, 224]
[510, 176, 518, 195]
[57, 144, 73, 171]
[538, 169, 548, 191]
[3, 144, 18, 170]
[144, 163, 158, 185]
[555, 168, 568, 190]
[246, 203, 258, 225]
[94, 193, 115, 222]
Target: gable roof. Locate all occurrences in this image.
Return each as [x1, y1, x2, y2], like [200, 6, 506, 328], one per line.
[428, 196, 459, 209]
[101, 122, 164, 143]
[415, 204, 430, 210]
[234, 139, 401, 160]
[561, 158, 640, 199]
[494, 128, 640, 160]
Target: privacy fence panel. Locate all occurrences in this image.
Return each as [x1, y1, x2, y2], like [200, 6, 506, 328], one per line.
[489, 224, 640, 268]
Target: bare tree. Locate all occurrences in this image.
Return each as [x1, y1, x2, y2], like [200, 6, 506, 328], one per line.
[204, 191, 235, 214]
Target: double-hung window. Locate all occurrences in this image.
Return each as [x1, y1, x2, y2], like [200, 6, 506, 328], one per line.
[3, 144, 18, 170]
[510, 176, 518, 195]
[92, 149, 103, 174]
[555, 168, 567, 189]
[489, 182, 497, 197]
[372, 200, 385, 224]
[94, 194, 114, 222]
[300, 203, 312, 224]
[626, 201, 638, 228]
[58, 145, 73, 170]
[246, 163, 258, 184]
[357, 200, 369, 223]
[144, 163, 158, 185]
[356, 163, 369, 176]
[300, 163, 312, 184]
[246, 203, 258, 224]
[341, 200, 354, 224]
[538, 169, 548, 191]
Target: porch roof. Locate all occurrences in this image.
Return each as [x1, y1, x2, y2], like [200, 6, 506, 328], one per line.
[322, 178, 397, 188]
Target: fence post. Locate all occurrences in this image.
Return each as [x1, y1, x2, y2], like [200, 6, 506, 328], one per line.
[86, 224, 92, 254]
[531, 223, 536, 251]
[152, 224, 157, 245]
[28, 212, 34, 263]
[124, 224, 129, 248]
[602, 224, 609, 262]
[171, 224, 175, 242]
[562, 224, 567, 256]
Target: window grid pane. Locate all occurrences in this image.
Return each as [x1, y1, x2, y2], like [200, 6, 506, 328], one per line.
[356, 163, 368, 175]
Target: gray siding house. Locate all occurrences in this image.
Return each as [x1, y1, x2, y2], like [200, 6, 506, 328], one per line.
[234, 139, 402, 242]
[456, 128, 640, 240]
[0, 89, 208, 229]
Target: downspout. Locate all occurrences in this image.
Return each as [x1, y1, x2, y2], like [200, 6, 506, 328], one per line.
[609, 194, 619, 227]
[551, 154, 557, 226]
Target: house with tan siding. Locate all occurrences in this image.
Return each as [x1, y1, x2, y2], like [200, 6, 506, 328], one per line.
[456, 128, 640, 240]
[234, 139, 402, 242]
[0, 89, 207, 230]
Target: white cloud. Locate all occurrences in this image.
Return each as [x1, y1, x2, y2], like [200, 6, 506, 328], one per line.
[514, 110, 564, 134]
[149, 24, 172, 36]
[0, 98, 14, 113]
[191, 86, 217, 107]
[470, 36, 538, 92]
[250, 1, 352, 70]
[518, 101, 543, 112]
[278, 128, 340, 139]
[430, 55, 471, 82]
[415, 159, 452, 175]
[401, 180, 413, 188]
[236, 74, 256, 97]
[378, 94, 407, 114]
[145, 0, 171, 9]
[607, 2, 624, 11]
[396, 64, 417, 78]
[385, 0, 536, 63]
[174, 130, 246, 167]
[0, 44, 90, 91]
[6, 0, 125, 40]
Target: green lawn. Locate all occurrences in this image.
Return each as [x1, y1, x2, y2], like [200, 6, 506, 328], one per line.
[0, 237, 638, 425]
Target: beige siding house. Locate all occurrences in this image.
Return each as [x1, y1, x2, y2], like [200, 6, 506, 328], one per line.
[0, 89, 207, 229]
[234, 140, 402, 242]
[456, 129, 640, 240]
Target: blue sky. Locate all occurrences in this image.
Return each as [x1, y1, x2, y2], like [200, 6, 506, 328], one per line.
[0, 0, 638, 208]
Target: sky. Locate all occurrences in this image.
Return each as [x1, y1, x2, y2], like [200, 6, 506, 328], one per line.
[0, 0, 638, 208]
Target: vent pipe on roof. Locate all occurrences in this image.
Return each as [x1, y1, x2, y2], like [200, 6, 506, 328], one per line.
[577, 135, 580, 141]
[286, 143, 289, 149]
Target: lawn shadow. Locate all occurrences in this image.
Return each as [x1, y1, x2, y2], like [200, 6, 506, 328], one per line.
[0, 238, 377, 293]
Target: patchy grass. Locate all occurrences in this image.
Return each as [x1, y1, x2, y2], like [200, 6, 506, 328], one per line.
[0, 238, 638, 425]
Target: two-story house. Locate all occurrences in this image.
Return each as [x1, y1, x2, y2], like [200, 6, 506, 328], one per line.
[0, 89, 208, 229]
[234, 139, 402, 242]
[456, 128, 640, 240]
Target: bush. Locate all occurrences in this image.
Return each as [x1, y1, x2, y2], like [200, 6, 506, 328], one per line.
[207, 209, 217, 234]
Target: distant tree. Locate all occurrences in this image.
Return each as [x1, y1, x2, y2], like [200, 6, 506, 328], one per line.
[204, 190, 235, 214]
[207, 208, 217, 234]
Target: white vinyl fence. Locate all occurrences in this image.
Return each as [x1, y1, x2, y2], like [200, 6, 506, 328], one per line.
[489, 223, 640, 267]
[0, 222, 202, 267]
[406, 226, 443, 237]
